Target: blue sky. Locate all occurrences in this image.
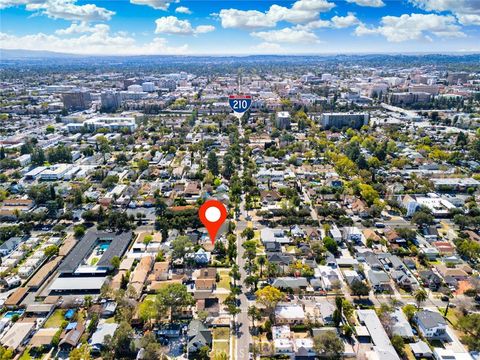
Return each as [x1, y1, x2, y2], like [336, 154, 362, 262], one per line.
[1, 0, 480, 55]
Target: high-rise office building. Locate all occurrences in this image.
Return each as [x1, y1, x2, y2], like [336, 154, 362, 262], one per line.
[62, 90, 92, 111]
[320, 112, 369, 130]
[388, 92, 431, 106]
[275, 111, 291, 129]
[100, 91, 122, 112]
[142, 82, 155, 92]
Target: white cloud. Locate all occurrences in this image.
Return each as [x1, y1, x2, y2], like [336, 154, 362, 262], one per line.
[346, 0, 385, 7]
[291, 0, 335, 11]
[456, 14, 480, 26]
[267, 4, 319, 24]
[130, 0, 171, 10]
[218, 0, 335, 29]
[195, 25, 215, 34]
[175, 6, 191, 14]
[16, 0, 115, 21]
[0, 26, 189, 55]
[410, 0, 480, 25]
[354, 23, 378, 36]
[330, 13, 360, 28]
[354, 13, 465, 42]
[252, 27, 319, 43]
[410, 0, 480, 14]
[155, 16, 192, 34]
[155, 16, 214, 35]
[218, 9, 278, 29]
[0, 0, 33, 9]
[298, 19, 331, 30]
[296, 12, 359, 30]
[55, 21, 108, 35]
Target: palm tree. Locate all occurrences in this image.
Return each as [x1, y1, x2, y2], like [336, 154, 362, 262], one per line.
[257, 255, 266, 278]
[245, 275, 259, 292]
[229, 264, 240, 287]
[247, 306, 261, 329]
[414, 289, 428, 309]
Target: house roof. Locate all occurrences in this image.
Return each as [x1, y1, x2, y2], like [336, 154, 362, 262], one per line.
[187, 320, 212, 351]
[272, 277, 308, 289]
[368, 270, 390, 285]
[58, 229, 132, 273]
[357, 310, 400, 360]
[415, 310, 446, 329]
[409, 341, 432, 355]
[195, 279, 215, 289]
[0, 237, 22, 252]
[89, 323, 118, 346]
[4, 287, 29, 306]
[60, 322, 85, 347]
[29, 328, 59, 348]
[197, 268, 216, 279]
[267, 253, 293, 265]
[0, 321, 35, 350]
[391, 309, 414, 338]
[275, 304, 305, 319]
[363, 229, 382, 242]
[50, 276, 106, 292]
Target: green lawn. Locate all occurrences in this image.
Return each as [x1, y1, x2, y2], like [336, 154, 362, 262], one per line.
[18, 348, 32, 360]
[212, 341, 229, 355]
[212, 327, 230, 358]
[440, 308, 461, 328]
[253, 230, 265, 253]
[213, 327, 230, 339]
[404, 344, 416, 360]
[286, 246, 298, 254]
[104, 317, 116, 324]
[43, 309, 64, 328]
[217, 270, 231, 290]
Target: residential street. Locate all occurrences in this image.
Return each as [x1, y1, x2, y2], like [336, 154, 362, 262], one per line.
[235, 118, 252, 360]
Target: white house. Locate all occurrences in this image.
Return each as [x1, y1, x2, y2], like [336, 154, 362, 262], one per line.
[414, 310, 448, 339]
[275, 304, 305, 325]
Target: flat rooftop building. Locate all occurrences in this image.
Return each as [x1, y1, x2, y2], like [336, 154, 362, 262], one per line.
[49, 276, 106, 294]
[320, 112, 369, 130]
[58, 229, 132, 275]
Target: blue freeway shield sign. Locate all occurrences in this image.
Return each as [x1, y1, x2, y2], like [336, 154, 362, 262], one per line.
[229, 95, 252, 114]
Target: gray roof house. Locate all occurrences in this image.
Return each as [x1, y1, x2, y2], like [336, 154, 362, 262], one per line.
[391, 309, 414, 339]
[409, 341, 432, 358]
[357, 310, 400, 360]
[187, 320, 212, 353]
[89, 323, 118, 352]
[272, 277, 309, 291]
[367, 270, 391, 292]
[0, 237, 22, 256]
[364, 253, 383, 271]
[391, 270, 415, 290]
[414, 310, 448, 339]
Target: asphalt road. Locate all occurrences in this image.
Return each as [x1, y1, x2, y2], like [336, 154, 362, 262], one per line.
[235, 120, 252, 360]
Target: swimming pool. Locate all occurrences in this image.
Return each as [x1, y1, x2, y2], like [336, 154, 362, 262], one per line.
[3, 310, 24, 319]
[99, 244, 110, 250]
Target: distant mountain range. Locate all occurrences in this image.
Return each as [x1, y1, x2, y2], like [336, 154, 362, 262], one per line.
[0, 49, 78, 59]
[1, 49, 479, 74]
[2, 48, 480, 60]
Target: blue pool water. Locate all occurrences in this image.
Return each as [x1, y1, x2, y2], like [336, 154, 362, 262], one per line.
[99, 244, 110, 250]
[3, 310, 24, 319]
[65, 309, 75, 319]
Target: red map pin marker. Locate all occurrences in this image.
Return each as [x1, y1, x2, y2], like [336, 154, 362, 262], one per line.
[199, 200, 227, 245]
